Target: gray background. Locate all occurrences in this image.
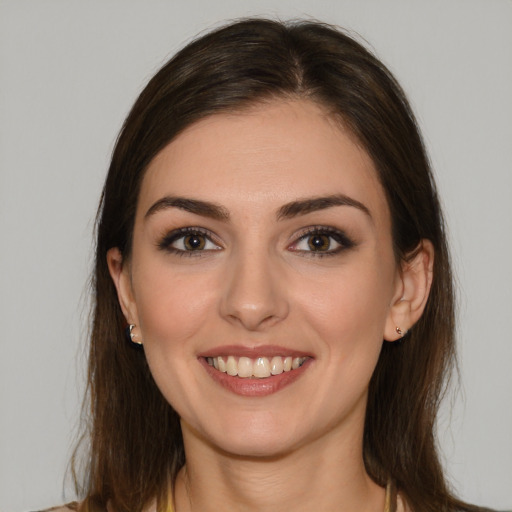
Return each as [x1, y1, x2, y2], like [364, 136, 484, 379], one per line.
[1, 0, 511, 510]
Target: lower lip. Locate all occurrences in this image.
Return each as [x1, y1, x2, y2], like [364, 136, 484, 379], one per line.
[199, 357, 312, 397]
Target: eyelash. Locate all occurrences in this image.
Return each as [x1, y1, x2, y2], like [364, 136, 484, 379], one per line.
[157, 227, 221, 257]
[157, 225, 355, 258]
[289, 226, 355, 258]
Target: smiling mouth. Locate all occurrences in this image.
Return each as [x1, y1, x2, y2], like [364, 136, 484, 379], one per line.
[206, 355, 308, 379]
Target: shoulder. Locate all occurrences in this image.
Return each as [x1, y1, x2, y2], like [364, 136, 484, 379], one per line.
[34, 504, 80, 512]
[35, 500, 113, 512]
[452, 508, 509, 512]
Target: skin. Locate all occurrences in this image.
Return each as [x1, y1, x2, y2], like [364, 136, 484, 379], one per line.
[108, 99, 433, 512]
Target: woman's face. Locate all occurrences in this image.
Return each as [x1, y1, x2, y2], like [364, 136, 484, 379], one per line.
[111, 100, 407, 457]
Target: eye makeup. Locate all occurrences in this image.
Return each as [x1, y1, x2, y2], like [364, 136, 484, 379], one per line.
[288, 225, 356, 258]
[157, 226, 222, 257]
[156, 223, 356, 260]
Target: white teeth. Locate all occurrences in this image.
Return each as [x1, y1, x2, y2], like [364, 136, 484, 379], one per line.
[226, 356, 237, 376]
[253, 357, 271, 378]
[207, 355, 307, 378]
[217, 356, 227, 373]
[270, 356, 283, 375]
[292, 357, 301, 370]
[237, 357, 253, 378]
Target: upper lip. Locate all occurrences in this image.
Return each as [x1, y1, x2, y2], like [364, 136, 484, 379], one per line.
[198, 344, 313, 359]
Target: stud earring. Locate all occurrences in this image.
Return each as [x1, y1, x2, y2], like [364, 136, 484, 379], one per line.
[125, 324, 143, 345]
[395, 326, 409, 339]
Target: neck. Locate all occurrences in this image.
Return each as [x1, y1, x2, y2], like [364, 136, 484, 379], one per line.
[174, 420, 386, 512]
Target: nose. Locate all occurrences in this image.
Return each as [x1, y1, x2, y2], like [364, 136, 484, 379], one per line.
[220, 249, 289, 331]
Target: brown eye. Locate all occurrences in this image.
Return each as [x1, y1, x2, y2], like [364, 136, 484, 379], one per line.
[159, 228, 221, 255]
[307, 234, 331, 251]
[184, 234, 206, 251]
[289, 227, 355, 257]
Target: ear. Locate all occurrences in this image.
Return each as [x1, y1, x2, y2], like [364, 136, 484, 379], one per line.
[106, 247, 139, 326]
[384, 240, 434, 342]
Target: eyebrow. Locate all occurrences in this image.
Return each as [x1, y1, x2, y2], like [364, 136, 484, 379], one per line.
[144, 193, 371, 222]
[145, 196, 230, 221]
[276, 194, 372, 221]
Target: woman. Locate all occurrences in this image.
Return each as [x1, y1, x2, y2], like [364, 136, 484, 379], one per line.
[46, 18, 497, 512]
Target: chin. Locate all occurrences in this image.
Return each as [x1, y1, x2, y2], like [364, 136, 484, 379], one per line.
[214, 434, 299, 460]
[184, 413, 305, 459]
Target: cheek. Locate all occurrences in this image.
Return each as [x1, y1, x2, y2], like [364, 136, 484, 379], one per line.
[294, 255, 395, 356]
[131, 257, 217, 351]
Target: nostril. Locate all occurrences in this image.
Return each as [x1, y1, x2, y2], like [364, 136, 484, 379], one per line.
[226, 309, 280, 331]
[219, 259, 290, 330]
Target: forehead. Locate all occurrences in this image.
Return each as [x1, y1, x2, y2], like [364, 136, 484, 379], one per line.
[138, 99, 390, 226]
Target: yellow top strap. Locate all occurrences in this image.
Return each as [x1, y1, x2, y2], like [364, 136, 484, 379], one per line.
[165, 479, 397, 512]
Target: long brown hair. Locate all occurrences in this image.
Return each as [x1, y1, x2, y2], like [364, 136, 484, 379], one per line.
[76, 18, 481, 512]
